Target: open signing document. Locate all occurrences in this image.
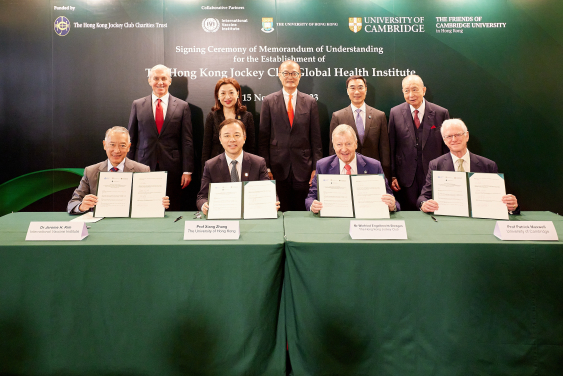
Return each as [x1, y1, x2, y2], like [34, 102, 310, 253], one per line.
[130, 171, 167, 218]
[243, 180, 277, 219]
[318, 174, 354, 218]
[94, 172, 133, 217]
[351, 175, 389, 219]
[469, 173, 509, 220]
[207, 182, 242, 219]
[432, 171, 469, 217]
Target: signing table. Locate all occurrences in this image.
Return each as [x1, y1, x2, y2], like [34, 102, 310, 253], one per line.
[283, 211, 563, 376]
[0, 212, 286, 376]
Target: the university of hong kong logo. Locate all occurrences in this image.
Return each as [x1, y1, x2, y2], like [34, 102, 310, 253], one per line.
[202, 18, 220, 32]
[54, 16, 70, 36]
[262, 17, 274, 33]
[349, 17, 362, 33]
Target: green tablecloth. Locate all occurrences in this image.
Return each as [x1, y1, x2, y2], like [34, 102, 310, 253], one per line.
[0, 212, 286, 376]
[283, 211, 563, 376]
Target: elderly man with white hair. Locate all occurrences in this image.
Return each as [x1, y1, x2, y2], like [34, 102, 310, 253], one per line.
[417, 119, 519, 214]
[127, 64, 194, 210]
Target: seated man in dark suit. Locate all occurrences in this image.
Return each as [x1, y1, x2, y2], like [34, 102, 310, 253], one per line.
[417, 119, 519, 214]
[306, 124, 399, 213]
[67, 126, 169, 214]
[197, 119, 280, 215]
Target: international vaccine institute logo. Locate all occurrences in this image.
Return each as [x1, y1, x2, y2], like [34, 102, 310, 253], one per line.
[349, 17, 362, 33]
[202, 18, 220, 32]
[54, 16, 71, 36]
[261, 18, 274, 33]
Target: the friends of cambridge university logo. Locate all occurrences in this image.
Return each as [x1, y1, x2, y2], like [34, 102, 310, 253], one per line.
[262, 18, 274, 33]
[54, 16, 70, 36]
[202, 18, 220, 32]
[349, 17, 362, 33]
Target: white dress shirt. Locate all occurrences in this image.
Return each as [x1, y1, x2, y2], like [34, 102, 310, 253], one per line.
[409, 98, 425, 124]
[351, 103, 367, 132]
[151, 92, 169, 120]
[451, 149, 470, 172]
[338, 154, 358, 175]
[282, 88, 297, 114]
[225, 150, 244, 181]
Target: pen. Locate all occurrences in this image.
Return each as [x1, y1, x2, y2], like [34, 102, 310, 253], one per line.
[431, 216, 438, 222]
[174, 216, 183, 222]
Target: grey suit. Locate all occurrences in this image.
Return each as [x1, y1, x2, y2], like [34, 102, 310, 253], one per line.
[329, 104, 390, 180]
[67, 158, 149, 214]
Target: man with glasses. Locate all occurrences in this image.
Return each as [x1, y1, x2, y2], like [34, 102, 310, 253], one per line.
[388, 74, 450, 210]
[259, 60, 322, 211]
[329, 75, 391, 180]
[417, 119, 519, 213]
[67, 126, 170, 214]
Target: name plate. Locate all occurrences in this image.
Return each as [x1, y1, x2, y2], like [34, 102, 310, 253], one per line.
[349, 220, 408, 240]
[26, 222, 88, 241]
[184, 221, 240, 240]
[494, 221, 559, 241]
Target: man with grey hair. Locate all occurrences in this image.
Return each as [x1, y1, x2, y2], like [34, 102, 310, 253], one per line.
[305, 124, 399, 212]
[417, 119, 519, 213]
[388, 74, 450, 210]
[127, 64, 194, 211]
[67, 126, 169, 214]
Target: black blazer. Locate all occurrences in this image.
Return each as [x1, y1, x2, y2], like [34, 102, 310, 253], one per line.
[388, 100, 450, 187]
[258, 90, 323, 182]
[202, 110, 255, 168]
[196, 152, 270, 210]
[127, 94, 194, 174]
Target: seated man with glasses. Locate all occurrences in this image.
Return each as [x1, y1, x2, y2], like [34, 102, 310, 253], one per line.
[67, 126, 170, 214]
[417, 119, 519, 214]
[329, 75, 391, 181]
[197, 118, 280, 215]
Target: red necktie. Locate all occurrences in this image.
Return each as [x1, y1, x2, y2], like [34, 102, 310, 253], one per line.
[413, 109, 420, 129]
[110, 167, 119, 172]
[344, 164, 351, 175]
[287, 94, 294, 127]
[155, 99, 164, 133]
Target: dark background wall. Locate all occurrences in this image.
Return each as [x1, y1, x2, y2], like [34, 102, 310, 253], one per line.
[1, 0, 562, 213]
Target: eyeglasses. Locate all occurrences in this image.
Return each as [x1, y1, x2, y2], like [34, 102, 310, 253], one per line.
[443, 132, 467, 140]
[347, 86, 366, 92]
[402, 88, 421, 94]
[280, 71, 300, 78]
[221, 134, 244, 140]
[107, 143, 128, 150]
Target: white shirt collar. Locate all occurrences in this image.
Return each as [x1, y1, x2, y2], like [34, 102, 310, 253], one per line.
[351, 102, 366, 114]
[339, 153, 358, 175]
[409, 98, 426, 115]
[152, 92, 169, 104]
[225, 150, 244, 168]
[282, 88, 298, 97]
[451, 149, 470, 170]
[108, 158, 126, 172]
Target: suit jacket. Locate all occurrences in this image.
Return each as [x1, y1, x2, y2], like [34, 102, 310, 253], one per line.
[416, 152, 520, 214]
[388, 100, 450, 187]
[305, 153, 399, 211]
[67, 158, 149, 214]
[329, 104, 391, 180]
[258, 90, 323, 182]
[196, 152, 271, 210]
[127, 94, 194, 174]
[202, 110, 255, 168]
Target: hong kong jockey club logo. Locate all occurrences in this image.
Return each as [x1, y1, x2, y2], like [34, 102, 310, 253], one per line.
[54, 16, 70, 36]
[349, 17, 362, 33]
[202, 18, 220, 32]
[262, 17, 274, 33]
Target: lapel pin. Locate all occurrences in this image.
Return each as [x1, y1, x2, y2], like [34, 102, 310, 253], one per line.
[364, 170, 367, 174]
[368, 115, 372, 119]
[245, 173, 248, 177]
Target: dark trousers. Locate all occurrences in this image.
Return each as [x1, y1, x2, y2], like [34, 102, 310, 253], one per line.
[156, 163, 183, 211]
[276, 166, 309, 212]
[397, 165, 426, 211]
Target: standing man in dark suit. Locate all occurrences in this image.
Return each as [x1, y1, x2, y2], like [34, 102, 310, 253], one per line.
[127, 64, 194, 211]
[388, 74, 450, 210]
[329, 75, 391, 180]
[197, 119, 279, 214]
[417, 119, 519, 214]
[259, 60, 323, 211]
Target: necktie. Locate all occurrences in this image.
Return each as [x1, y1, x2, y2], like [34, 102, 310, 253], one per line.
[457, 159, 465, 172]
[110, 166, 119, 172]
[355, 108, 365, 144]
[287, 94, 294, 127]
[230, 160, 239, 182]
[344, 164, 351, 175]
[414, 109, 421, 129]
[155, 98, 164, 134]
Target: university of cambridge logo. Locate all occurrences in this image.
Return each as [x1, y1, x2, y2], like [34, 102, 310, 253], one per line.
[349, 17, 362, 33]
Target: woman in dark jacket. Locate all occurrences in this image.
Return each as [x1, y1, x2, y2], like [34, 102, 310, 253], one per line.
[202, 77, 255, 166]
